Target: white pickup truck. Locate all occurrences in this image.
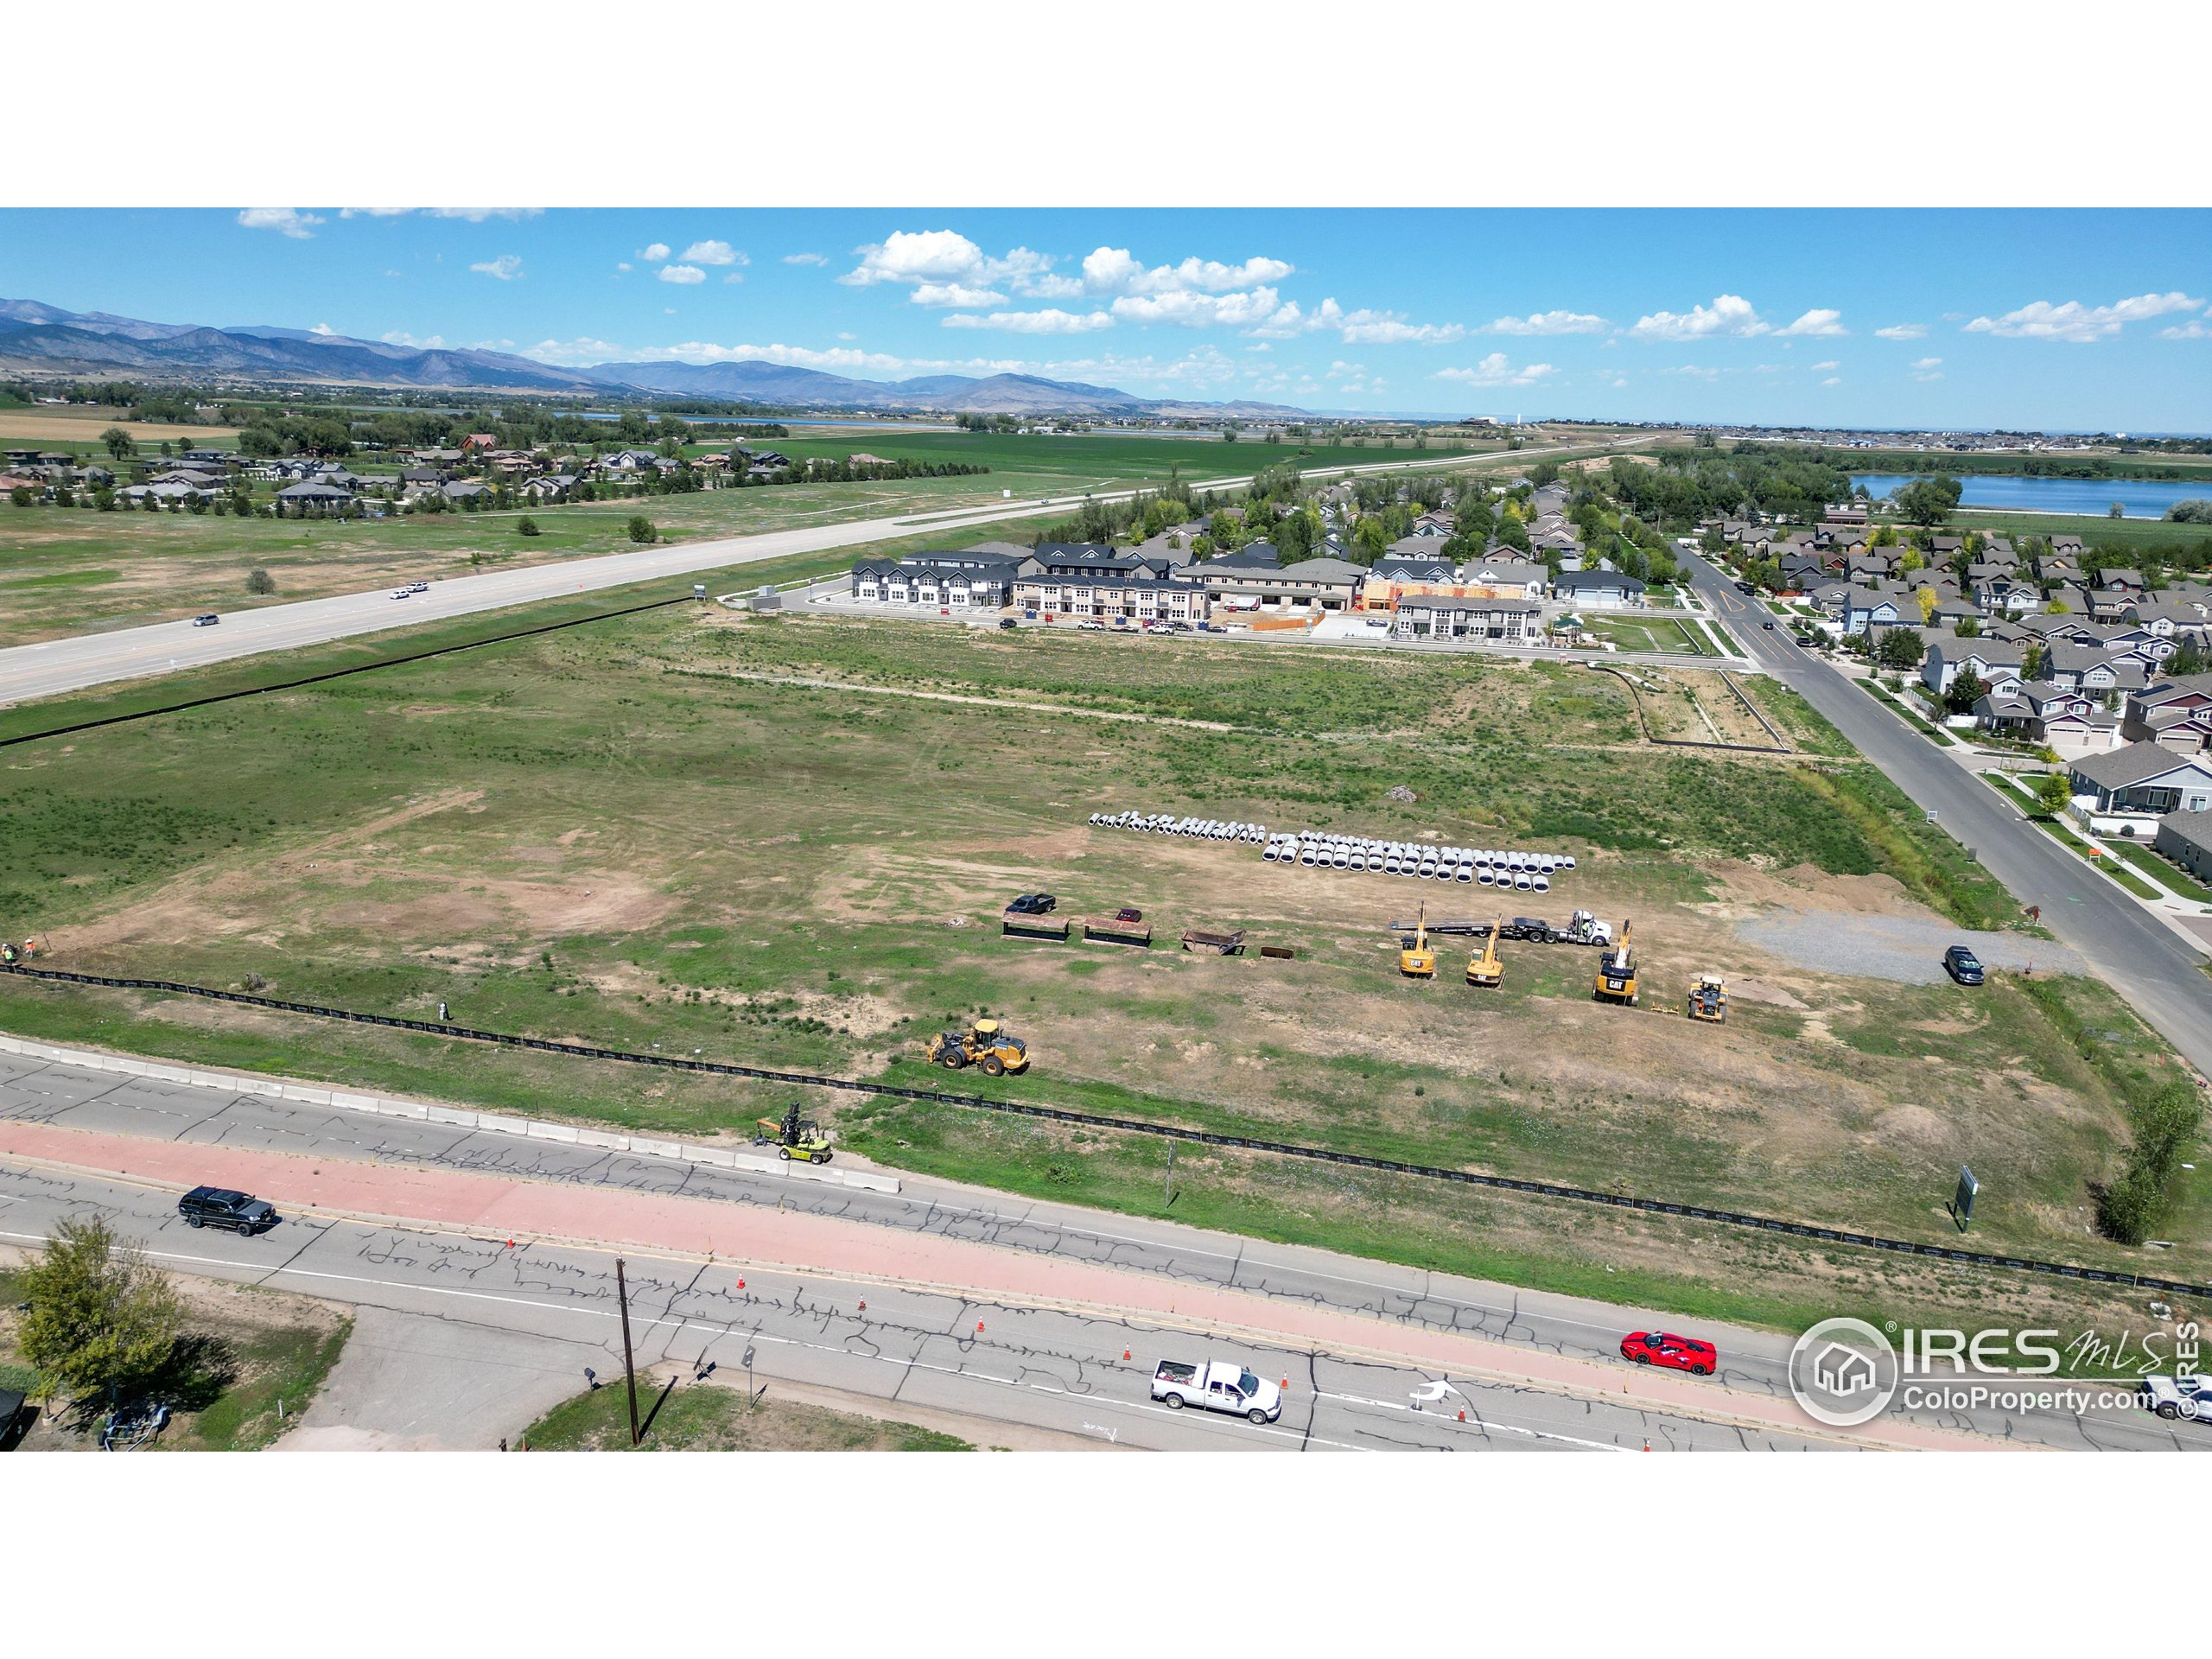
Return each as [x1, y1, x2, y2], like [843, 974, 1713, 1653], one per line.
[1151, 1358, 1283, 1424]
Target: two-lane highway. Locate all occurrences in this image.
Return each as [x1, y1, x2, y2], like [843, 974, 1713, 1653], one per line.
[1688, 550, 2212, 1077]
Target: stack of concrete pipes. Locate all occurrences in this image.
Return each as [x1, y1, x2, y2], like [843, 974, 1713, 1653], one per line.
[1260, 832, 1572, 891]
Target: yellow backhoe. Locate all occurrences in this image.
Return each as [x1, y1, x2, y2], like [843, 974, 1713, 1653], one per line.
[1594, 918, 1639, 1007]
[1400, 903, 1437, 979]
[1466, 918, 1503, 988]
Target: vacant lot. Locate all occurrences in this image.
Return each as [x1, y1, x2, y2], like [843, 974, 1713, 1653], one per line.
[0, 607, 2195, 1334]
[522, 1376, 972, 1451]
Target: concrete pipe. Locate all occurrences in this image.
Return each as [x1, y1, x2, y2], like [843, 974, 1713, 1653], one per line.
[1332, 849, 1350, 869]
[1513, 872, 1533, 891]
[1533, 874, 1550, 893]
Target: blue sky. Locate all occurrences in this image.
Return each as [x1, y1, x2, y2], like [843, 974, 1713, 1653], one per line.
[2, 208, 2206, 430]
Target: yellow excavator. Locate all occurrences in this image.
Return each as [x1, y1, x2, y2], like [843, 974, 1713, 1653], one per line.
[1594, 918, 1639, 1007]
[925, 1017, 1032, 1076]
[1686, 974, 1728, 1024]
[1466, 918, 1503, 988]
[1400, 903, 1437, 979]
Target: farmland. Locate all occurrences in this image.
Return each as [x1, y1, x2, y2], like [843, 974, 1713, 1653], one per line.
[0, 601, 2195, 1342]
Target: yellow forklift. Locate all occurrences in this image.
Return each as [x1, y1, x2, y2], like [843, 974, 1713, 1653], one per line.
[1593, 918, 1639, 1007]
[1399, 904, 1437, 979]
[753, 1102, 833, 1164]
[1466, 918, 1503, 988]
[1686, 974, 1728, 1024]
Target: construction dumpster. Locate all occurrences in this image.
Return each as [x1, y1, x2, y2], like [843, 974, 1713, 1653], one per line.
[1083, 915, 1154, 947]
[1179, 928, 1247, 956]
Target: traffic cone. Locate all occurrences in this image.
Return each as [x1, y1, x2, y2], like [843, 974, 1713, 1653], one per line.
[737, 1277, 746, 1290]
[1122, 1348, 1132, 1362]
[1643, 1439, 1651, 1452]
[858, 1300, 866, 1313]
[505, 1237, 514, 1249]
[976, 1320, 986, 1335]
[1458, 1410, 1465, 1422]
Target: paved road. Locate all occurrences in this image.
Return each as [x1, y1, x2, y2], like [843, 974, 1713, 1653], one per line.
[1688, 550, 2212, 1078]
[2, 1046, 2195, 1452]
[0, 444, 1633, 708]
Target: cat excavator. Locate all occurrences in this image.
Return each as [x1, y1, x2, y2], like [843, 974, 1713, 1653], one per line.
[1594, 918, 1639, 1007]
[1399, 903, 1437, 979]
[1465, 918, 1503, 988]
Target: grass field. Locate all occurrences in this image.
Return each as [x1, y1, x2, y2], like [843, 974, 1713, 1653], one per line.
[0, 600, 2196, 1344]
[521, 1379, 971, 1451]
[1586, 615, 1708, 657]
[1950, 508, 2212, 556]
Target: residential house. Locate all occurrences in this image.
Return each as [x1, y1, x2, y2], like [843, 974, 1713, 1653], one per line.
[442, 480, 493, 505]
[851, 549, 1022, 609]
[1552, 569, 1647, 609]
[521, 474, 577, 503]
[2067, 741, 2212, 832]
[2153, 809, 2212, 881]
[1411, 510, 1454, 537]
[1179, 555, 1365, 613]
[1015, 573, 1209, 626]
[1974, 683, 2119, 757]
[1922, 639, 2029, 696]
[1840, 585, 1908, 636]
[2120, 675, 2212, 753]
[461, 433, 499, 453]
[1391, 595, 1543, 643]
[2038, 643, 2146, 696]
[1457, 557, 1548, 600]
[272, 480, 355, 512]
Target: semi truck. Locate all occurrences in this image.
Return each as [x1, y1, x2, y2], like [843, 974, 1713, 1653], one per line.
[1151, 1357, 1284, 1424]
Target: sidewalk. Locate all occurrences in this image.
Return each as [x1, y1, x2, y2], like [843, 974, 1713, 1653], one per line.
[0, 1116, 2013, 1453]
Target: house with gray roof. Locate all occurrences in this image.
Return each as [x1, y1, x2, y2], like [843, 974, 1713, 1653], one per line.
[2153, 808, 2212, 882]
[2068, 741, 2212, 830]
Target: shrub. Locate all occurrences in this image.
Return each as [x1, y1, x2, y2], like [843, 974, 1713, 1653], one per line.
[245, 568, 276, 595]
[518, 515, 541, 537]
[626, 515, 658, 544]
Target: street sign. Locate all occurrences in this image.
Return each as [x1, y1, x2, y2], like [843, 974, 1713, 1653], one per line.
[1951, 1166, 1980, 1230]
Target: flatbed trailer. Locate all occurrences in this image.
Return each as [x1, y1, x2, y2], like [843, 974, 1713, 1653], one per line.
[1083, 915, 1154, 947]
[1001, 912, 1070, 941]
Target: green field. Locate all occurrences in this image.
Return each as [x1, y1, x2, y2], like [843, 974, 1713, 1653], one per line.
[522, 1380, 971, 1451]
[0, 601, 2196, 1343]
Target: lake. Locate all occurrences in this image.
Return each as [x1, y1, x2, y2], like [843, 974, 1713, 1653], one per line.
[1852, 473, 2212, 520]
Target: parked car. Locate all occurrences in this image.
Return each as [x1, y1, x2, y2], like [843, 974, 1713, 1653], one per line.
[1006, 893, 1057, 915]
[1619, 1330, 1717, 1376]
[1942, 944, 1985, 985]
[1152, 1357, 1282, 1424]
[2140, 1375, 2212, 1422]
[998, 617, 1018, 631]
[177, 1185, 280, 1235]
[1763, 620, 1777, 630]
[1076, 620, 1108, 632]
[191, 613, 219, 626]
[1114, 906, 1143, 923]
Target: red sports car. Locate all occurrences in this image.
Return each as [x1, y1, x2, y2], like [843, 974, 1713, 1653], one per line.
[1620, 1331, 1718, 1376]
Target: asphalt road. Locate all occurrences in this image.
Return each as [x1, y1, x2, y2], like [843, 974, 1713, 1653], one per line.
[0, 443, 1633, 708]
[1688, 550, 2212, 1078]
[3, 1046, 2197, 1452]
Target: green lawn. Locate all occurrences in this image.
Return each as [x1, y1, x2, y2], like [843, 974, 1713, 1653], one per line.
[1585, 614, 1707, 656]
[2101, 836, 2212, 906]
[1986, 776, 2165, 899]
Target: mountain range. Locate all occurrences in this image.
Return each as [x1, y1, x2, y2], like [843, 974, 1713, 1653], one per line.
[0, 299, 1307, 418]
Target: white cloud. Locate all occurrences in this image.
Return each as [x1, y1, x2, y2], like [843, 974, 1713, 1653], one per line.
[1078, 247, 1294, 296]
[1966, 291, 2203, 342]
[1021, 272, 1087, 299]
[427, 207, 539, 222]
[1325, 360, 1364, 378]
[1810, 359, 1840, 372]
[1433, 353, 1555, 387]
[469, 254, 524, 281]
[523, 336, 623, 365]
[1611, 377, 1630, 389]
[911, 283, 1007, 308]
[381, 330, 448, 350]
[1821, 376, 1842, 386]
[658, 264, 707, 285]
[1630, 294, 1768, 340]
[309, 322, 336, 336]
[680, 240, 746, 267]
[1336, 308, 1465, 346]
[1110, 288, 1284, 328]
[782, 251, 830, 266]
[339, 207, 412, 219]
[2163, 320, 2209, 340]
[1487, 309, 1607, 335]
[721, 272, 744, 285]
[1910, 356, 1944, 382]
[638, 243, 671, 262]
[238, 207, 323, 239]
[1910, 356, 1943, 369]
[1777, 308, 1847, 337]
[1873, 322, 1928, 340]
[1243, 297, 1343, 340]
[615, 262, 632, 273]
[841, 229, 988, 285]
[942, 308, 1114, 335]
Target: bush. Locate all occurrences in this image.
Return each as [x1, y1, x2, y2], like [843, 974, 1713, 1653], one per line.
[626, 515, 658, 545]
[518, 515, 541, 537]
[16, 1216, 184, 1402]
[245, 568, 276, 595]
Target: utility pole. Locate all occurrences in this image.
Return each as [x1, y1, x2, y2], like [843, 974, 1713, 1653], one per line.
[615, 1257, 641, 1447]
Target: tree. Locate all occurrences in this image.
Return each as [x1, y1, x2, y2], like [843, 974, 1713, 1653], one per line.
[17, 1215, 183, 1402]
[2109, 501, 2126, 519]
[2021, 639, 2044, 682]
[1916, 586, 1939, 625]
[2031, 772, 2073, 817]
[245, 568, 276, 594]
[11, 485, 34, 508]
[518, 515, 541, 537]
[2167, 640, 2207, 677]
[1893, 475, 1963, 525]
[100, 425, 136, 461]
[1945, 665, 1986, 716]
[626, 515, 658, 544]
[1953, 613, 1980, 638]
[1878, 627, 1924, 671]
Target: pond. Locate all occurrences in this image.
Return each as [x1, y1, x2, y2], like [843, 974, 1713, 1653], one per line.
[1851, 473, 2212, 521]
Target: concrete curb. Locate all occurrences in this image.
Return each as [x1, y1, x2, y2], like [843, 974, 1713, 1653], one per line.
[0, 1032, 899, 1195]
